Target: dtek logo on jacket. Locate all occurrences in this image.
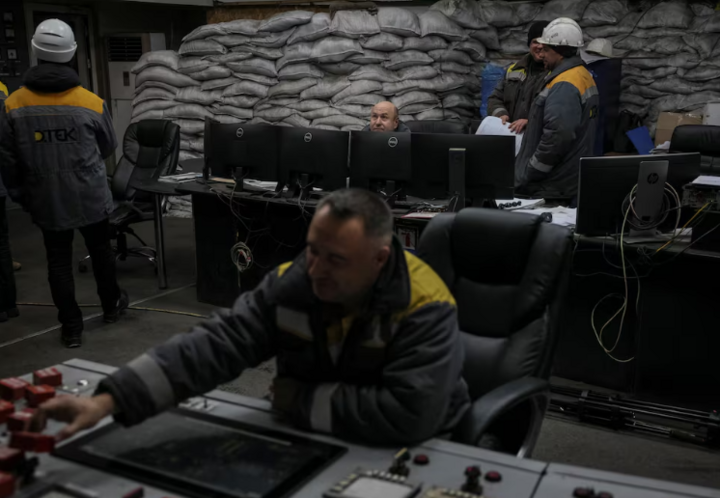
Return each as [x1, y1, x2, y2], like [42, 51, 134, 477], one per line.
[35, 128, 78, 143]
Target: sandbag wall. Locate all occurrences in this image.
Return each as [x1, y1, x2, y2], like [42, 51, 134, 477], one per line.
[130, 7, 487, 162]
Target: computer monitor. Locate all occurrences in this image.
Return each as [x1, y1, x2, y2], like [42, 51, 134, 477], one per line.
[278, 127, 349, 199]
[203, 120, 280, 187]
[349, 131, 412, 204]
[408, 133, 515, 205]
[576, 152, 701, 236]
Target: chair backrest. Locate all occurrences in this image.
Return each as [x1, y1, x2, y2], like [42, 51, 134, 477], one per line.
[406, 120, 469, 134]
[671, 124, 720, 173]
[416, 209, 572, 401]
[111, 119, 180, 201]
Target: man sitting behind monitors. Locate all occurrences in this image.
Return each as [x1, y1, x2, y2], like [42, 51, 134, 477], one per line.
[362, 102, 411, 133]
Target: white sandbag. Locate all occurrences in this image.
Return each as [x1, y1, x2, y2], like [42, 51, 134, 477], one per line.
[433, 62, 471, 74]
[201, 77, 240, 91]
[515, 4, 542, 25]
[283, 114, 312, 127]
[333, 104, 372, 119]
[288, 100, 330, 111]
[624, 85, 667, 99]
[401, 102, 440, 114]
[164, 104, 214, 120]
[183, 24, 227, 42]
[415, 108, 450, 121]
[131, 110, 165, 123]
[392, 91, 439, 109]
[682, 34, 720, 59]
[619, 93, 651, 106]
[179, 39, 227, 57]
[259, 11, 314, 32]
[300, 77, 352, 100]
[319, 63, 360, 75]
[341, 124, 365, 132]
[431, 0, 487, 29]
[227, 58, 278, 78]
[443, 93, 476, 109]
[615, 36, 691, 56]
[419, 11, 467, 41]
[622, 65, 677, 79]
[222, 95, 261, 108]
[678, 65, 720, 82]
[231, 46, 284, 60]
[177, 57, 215, 74]
[249, 117, 274, 125]
[536, 0, 590, 21]
[278, 63, 325, 80]
[638, 2, 693, 29]
[469, 27, 500, 50]
[211, 105, 254, 120]
[276, 42, 314, 70]
[623, 54, 700, 70]
[132, 50, 179, 74]
[212, 34, 252, 47]
[580, 0, 629, 27]
[384, 50, 434, 70]
[179, 150, 203, 162]
[133, 88, 176, 105]
[360, 33, 404, 52]
[312, 37, 363, 63]
[377, 8, 421, 37]
[383, 80, 423, 96]
[222, 81, 270, 98]
[348, 50, 388, 65]
[211, 114, 247, 124]
[313, 115, 366, 128]
[313, 124, 341, 131]
[692, 3, 715, 17]
[267, 78, 318, 98]
[452, 107, 475, 118]
[399, 114, 415, 121]
[397, 65, 439, 80]
[401, 36, 449, 52]
[463, 73, 481, 91]
[499, 35, 530, 56]
[252, 29, 296, 48]
[690, 12, 720, 34]
[173, 119, 205, 135]
[176, 87, 223, 105]
[335, 93, 386, 106]
[188, 66, 233, 81]
[348, 64, 397, 83]
[452, 39, 486, 61]
[180, 137, 204, 153]
[330, 10, 381, 39]
[132, 99, 177, 118]
[302, 107, 344, 120]
[205, 53, 253, 65]
[220, 19, 261, 36]
[232, 72, 278, 86]
[420, 74, 466, 93]
[476, 2, 516, 28]
[585, 12, 642, 38]
[255, 107, 297, 122]
[136, 66, 200, 88]
[331, 80, 384, 103]
[288, 13, 330, 44]
[428, 49, 474, 65]
[134, 81, 179, 96]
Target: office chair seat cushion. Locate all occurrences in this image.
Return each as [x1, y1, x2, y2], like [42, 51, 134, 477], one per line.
[406, 120, 468, 134]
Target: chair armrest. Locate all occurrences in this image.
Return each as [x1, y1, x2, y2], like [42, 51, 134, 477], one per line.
[452, 377, 549, 455]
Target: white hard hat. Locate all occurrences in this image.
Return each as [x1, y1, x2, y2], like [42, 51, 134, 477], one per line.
[537, 17, 584, 48]
[32, 19, 77, 63]
[586, 38, 615, 58]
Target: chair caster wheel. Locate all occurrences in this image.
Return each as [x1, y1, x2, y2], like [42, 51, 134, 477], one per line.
[79, 263, 88, 273]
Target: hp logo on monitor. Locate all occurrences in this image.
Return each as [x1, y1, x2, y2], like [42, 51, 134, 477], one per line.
[236, 128, 244, 138]
[304, 133, 313, 143]
[388, 137, 398, 148]
[647, 173, 659, 184]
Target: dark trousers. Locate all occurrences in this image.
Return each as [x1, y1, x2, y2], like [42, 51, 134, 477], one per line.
[42, 218, 120, 331]
[0, 197, 17, 313]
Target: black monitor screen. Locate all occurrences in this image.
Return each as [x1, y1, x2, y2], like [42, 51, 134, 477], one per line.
[204, 121, 280, 181]
[409, 133, 515, 201]
[349, 131, 412, 191]
[54, 409, 347, 498]
[278, 127, 349, 192]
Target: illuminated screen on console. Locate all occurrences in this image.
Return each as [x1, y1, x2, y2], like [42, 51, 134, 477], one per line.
[54, 409, 347, 498]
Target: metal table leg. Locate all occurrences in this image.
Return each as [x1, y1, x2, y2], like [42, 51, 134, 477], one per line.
[153, 193, 168, 289]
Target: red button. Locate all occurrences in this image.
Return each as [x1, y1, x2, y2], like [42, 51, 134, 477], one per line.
[0, 447, 24, 473]
[0, 472, 15, 498]
[0, 402, 13, 425]
[9, 432, 55, 453]
[573, 488, 594, 498]
[33, 368, 63, 387]
[413, 454, 429, 465]
[485, 471, 502, 482]
[0, 379, 29, 402]
[25, 385, 55, 408]
[6, 411, 33, 432]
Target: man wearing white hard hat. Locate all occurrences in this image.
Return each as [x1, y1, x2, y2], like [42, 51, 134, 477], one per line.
[0, 19, 127, 348]
[515, 17, 598, 199]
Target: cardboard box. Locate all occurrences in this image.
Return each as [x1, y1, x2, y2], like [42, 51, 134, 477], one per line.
[703, 102, 720, 126]
[655, 111, 703, 146]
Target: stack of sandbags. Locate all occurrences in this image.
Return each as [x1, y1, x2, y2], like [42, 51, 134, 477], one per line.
[130, 6, 488, 158]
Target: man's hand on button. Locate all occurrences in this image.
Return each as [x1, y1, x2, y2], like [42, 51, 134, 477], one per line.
[509, 119, 528, 134]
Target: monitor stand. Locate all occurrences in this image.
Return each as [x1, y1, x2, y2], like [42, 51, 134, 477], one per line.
[232, 167, 247, 191]
[448, 148, 466, 212]
[378, 180, 406, 208]
[291, 173, 314, 201]
[628, 160, 669, 239]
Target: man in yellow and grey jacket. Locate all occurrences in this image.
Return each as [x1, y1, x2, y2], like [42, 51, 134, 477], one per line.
[0, 19, 126, 347]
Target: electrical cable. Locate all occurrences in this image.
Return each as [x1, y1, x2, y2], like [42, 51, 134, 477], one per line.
[16, 302, 207, 318]
[655, 201, 711, 253]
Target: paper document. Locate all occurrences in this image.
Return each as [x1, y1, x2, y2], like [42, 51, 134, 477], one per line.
[497, 198, 545, 211]
[476, 116, 523, 156]
[691, 175, 720, 187]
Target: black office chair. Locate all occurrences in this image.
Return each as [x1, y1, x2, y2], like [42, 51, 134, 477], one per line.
[670, 124, 720, 174]
[406, 120, 469, 134]
[416, 208, 572, 457]
[79, 120, 180, 273]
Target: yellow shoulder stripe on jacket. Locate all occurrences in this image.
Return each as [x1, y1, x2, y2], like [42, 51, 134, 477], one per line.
[394, 252, 456, 321]
[0, 81, 7, 98]
[547, 66, 596, 95]
[5, 86, 104, 114]
[277, 261, 293, 278]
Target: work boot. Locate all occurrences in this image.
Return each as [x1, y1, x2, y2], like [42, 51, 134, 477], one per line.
[103, 289, 129, 323]
[61, 327, 83, 349]
[12, 261, 21, 271]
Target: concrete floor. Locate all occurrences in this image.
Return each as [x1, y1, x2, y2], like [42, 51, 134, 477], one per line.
[2, 206, 719, 490]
